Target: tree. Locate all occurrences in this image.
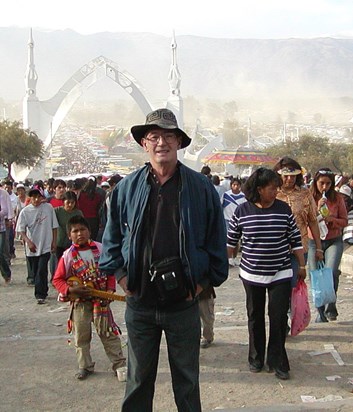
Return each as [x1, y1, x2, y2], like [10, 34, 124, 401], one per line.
[268, 133, 330, 173]
[267, 133, 353, 174]
[0, 120, 44, 180]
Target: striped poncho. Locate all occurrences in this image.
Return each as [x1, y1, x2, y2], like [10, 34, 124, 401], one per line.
[227, 199, 303, 286]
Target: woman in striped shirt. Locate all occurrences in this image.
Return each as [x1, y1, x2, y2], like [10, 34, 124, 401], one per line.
[227, 168, 306, 381]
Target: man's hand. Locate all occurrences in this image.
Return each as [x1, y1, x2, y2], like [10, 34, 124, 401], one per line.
[118, 276, 133, 297]
[186, 284, 203, 300]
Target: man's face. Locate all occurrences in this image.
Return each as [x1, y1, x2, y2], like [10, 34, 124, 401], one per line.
[63, 199, 76, 212]
[142, 129, 181, 167]
[69, 224, 90, 246]
[4, 184, 13, 194]
[30, 194, 43, 207]
[54, 184, 66, 199]
[17, 188, 26, 197]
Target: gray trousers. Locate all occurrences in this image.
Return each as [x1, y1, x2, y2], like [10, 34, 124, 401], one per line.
[72, 301, 126, 371]
[199, 296, 215, 342]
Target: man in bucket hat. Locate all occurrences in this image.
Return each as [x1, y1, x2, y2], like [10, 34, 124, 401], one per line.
[100, 108, 228, 412]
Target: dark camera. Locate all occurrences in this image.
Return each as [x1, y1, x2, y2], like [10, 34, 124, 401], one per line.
[161, 272, 178, 291]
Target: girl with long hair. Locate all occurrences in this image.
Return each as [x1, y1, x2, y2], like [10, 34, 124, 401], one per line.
[308, 168, 348, 322]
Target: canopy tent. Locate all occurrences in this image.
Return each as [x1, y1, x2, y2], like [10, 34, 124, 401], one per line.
[202, 149, 278, 165]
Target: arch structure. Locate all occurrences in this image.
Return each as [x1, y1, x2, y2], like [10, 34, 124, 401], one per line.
[17, 30, 184, 180]
[24, 55, 154, 150]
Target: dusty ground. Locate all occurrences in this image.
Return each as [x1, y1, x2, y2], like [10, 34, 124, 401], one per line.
[2, 243, 353, 411]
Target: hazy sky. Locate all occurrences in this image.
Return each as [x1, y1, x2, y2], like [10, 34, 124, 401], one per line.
[3, 0, 353, 39]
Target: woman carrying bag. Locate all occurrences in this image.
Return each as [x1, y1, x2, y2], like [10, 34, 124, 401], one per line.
[308, 168, 348, 322]
[227, 168, 306, 380]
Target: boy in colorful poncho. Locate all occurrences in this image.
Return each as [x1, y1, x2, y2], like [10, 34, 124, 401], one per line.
[53, 215, 126, 381]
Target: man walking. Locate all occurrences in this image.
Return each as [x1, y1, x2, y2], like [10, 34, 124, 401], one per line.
[99, 108, 228, 412]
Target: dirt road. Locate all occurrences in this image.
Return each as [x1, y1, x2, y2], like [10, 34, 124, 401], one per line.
[1, 243, 353, 411]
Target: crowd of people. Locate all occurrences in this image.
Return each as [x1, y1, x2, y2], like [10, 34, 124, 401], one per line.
[1, 108, 353, 411]
[52, 143, 108, 177]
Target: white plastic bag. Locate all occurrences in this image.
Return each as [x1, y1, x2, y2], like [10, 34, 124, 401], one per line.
[317, 215, 328, 240]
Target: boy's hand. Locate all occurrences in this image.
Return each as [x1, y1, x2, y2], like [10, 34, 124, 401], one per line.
[27, 240, 37, 253]
[51, 241, 57, 253]
[68, 286, 92, 298]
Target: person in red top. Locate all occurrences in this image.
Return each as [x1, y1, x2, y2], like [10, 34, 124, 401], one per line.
[53, 215, 126, 381]
[308, 168, 348, 322]
[48, 179, 66, 208]
[77, 176, 104, 240]
[47, 179, 67, 280]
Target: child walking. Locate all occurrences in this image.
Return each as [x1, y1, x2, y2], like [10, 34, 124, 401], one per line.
[53, 215, 126, 381]
[16, 185, 58, 303]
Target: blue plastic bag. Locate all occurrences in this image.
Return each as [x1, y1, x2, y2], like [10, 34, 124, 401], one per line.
[310, 261, 336, 308]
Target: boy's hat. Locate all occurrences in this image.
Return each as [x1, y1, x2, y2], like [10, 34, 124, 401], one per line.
[28, 185, 45, 198]
[16, 183, 25, 190]
[101, 181, 110, 188]
[130, 108, 191, 149]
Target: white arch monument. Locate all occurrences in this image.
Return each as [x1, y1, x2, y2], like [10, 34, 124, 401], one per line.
[17, 30, 184, 180]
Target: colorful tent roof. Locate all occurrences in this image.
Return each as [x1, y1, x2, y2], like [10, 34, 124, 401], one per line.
[202, 149, 278, 165]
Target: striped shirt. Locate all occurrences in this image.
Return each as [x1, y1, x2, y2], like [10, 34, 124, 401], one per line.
[227, 199, 303, 286]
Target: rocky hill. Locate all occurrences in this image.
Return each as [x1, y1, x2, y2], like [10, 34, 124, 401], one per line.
[1, 27, 353, 105]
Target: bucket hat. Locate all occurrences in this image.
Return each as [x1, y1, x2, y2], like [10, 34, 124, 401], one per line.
[131, 108, 191, 149]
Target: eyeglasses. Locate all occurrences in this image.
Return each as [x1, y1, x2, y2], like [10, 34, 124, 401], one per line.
[317, 170, 334, 175]
[145, 132, 178, 145]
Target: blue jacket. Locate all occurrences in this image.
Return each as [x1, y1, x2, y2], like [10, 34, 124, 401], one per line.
[99, 163, 228, 294]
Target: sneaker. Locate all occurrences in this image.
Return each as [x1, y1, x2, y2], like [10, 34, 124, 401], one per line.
[37, 299, 46, 305]
[27, 280, 35, 287]
[4, 278, 12, 286]
[233, 257, 240, 266]
[200, 338, 213, 348]
[116, 366, 127, 382]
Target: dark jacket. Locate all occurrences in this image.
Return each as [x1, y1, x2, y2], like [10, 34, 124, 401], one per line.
[99, 162, 228, 295]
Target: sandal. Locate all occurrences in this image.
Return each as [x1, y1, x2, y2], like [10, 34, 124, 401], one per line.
[75, 369, 94, 380]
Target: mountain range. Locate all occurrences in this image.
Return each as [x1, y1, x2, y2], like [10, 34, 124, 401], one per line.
[1, 27, 353, 108]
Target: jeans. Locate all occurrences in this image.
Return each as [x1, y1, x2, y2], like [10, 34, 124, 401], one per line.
[8, 224, 15, 255]
[242, 280, 291, 372]
[307, 237, 343, 316]
[27, 253, 51, 299]
[0, 231, 11, 280]
[122, 299, 201, 412]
